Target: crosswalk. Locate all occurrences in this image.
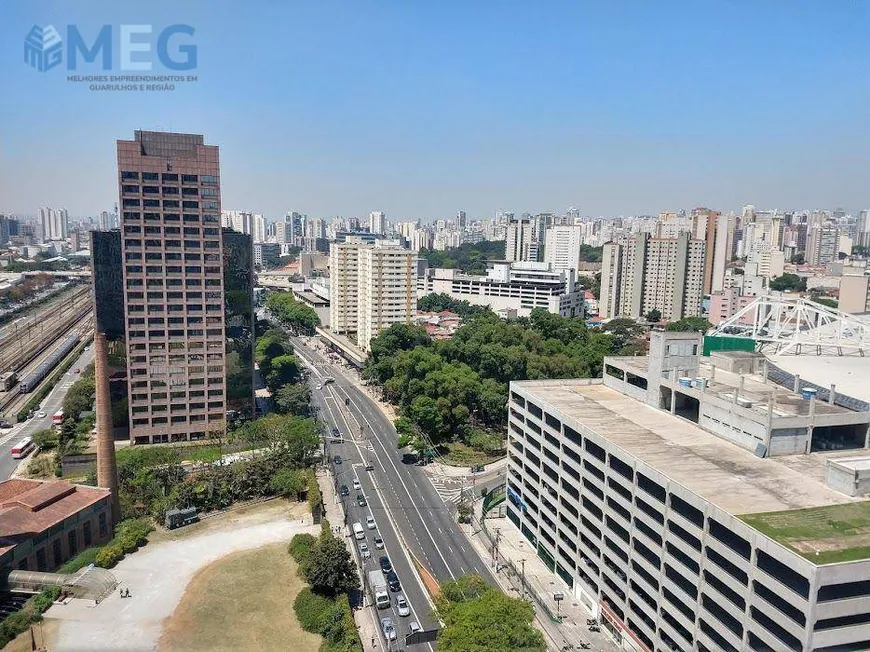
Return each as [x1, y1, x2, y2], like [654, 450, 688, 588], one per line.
[429, 476, 464, 504]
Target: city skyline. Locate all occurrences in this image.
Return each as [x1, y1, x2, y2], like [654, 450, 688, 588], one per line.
[2, 2, 870, 219]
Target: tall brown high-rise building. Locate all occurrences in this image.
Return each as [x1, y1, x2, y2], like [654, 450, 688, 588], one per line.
[116, 131, 232, 444]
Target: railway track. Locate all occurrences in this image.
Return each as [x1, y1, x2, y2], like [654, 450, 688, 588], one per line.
[0, 289, 92, 375]
[0, 312, 93, 419]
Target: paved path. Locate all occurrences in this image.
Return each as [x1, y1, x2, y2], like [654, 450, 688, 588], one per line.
[46, 504, 317, 652]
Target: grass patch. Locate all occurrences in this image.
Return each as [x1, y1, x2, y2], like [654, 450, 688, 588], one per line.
[739, 501, 870, 563]
[157, 542, 321, 652]
[439, 441, 503, 467]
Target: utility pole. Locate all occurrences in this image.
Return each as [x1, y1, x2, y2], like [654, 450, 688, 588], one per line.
[492, 527, 501, 567]
[520, 558, 526, 599]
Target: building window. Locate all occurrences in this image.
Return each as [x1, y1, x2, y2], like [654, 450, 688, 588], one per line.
[98, 512, 108, 538]
[52, 538, 63, 567]
[36, 548, 47, 572]
[67, 530, 78, 557]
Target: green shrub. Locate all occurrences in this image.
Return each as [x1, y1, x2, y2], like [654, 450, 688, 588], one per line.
[396, 433, 411, 449]
[293, 587, 334, 633]
[114, 517, 154, 553]
[94, 543, 124, 569]
[321, 594, 361, 651]
[288, 532, 316, 564]
[57, 547, 101, 573]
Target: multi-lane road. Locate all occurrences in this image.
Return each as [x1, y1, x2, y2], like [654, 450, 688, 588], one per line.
[291, 335, 496, 586]
[0, 344, 95, 480]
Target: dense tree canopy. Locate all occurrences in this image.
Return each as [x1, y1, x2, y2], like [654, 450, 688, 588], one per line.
[235, 413, 320, 468]
[301, 532, 360, 598]
[365, 309, 614, 444]
[435, 575, 544, 652]
[418, 241, 506, 275]
[665, 317, 712, 333]
[266, 291, 319, 335]
[417, 292, 493, 318]
[769, 273, 807, 292]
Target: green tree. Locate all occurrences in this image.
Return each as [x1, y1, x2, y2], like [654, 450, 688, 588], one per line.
[665, 317, 712, 332]
[273, 382, 312, 416]
[266, 291, 319, 334]
[62, 376, 95, 421]
[645, 309, 662, 323]
[302, 533, 360, 597]
[265, 354, 302, 393]
[269, 468, 309, 498]
[238, 414, 320, 468]
[436, 575, 544, 652]
[769, 273, 807, 292]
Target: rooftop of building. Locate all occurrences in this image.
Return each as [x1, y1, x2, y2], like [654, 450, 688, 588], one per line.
[0, 479, 110, 558]
[514, 380, 870, 561]
[770, 353, 870, 406]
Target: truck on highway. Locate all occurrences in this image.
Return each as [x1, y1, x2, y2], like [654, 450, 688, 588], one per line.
[368, 570, 391, 610]
[52, 410, 65, 427]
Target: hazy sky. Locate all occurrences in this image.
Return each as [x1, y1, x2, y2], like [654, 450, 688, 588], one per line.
[1, 1, 868, 221]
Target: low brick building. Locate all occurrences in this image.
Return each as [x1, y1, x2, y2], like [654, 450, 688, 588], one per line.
[0, 479, 113, 572]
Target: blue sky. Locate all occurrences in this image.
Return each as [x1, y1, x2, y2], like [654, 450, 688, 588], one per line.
[1, 1, 868, 221]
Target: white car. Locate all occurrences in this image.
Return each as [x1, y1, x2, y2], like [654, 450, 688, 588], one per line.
[408, 621, 421, 635]
[381, 617, 397, 641]
[366, 515, 376, 530]
[358, 541, 370, 559]
[352, 479, 361, 490]
[36, 411, 46, 418]
[374, 536, 384, 549]
[396, 594, 410, 617]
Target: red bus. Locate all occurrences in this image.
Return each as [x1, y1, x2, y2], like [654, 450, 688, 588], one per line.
[52, 410, 65, 427]
[11, 437, 35, 459]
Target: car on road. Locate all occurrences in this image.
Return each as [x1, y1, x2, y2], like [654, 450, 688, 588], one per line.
[395, 594, 410, 617]
[352, 479, 361, 490]
[408, 621, 421, 636]
[36, 411, 46, 418]
[366, 515, 376, 530]
[0, 420, 11, 429]
[359, 541, 370, 559]
[316, 384, 322, 390]
[340, 484, 349, 497]
[374, 536, 384, 549]
[387, 570, 401, 592]
[72, 368, 80, 373]
[323, 376, 335, 385]
[379, 556, 392, 572]
[333, 455, 342, 465]
[380, 617, 397, 641]
[356, 494, 367, 507]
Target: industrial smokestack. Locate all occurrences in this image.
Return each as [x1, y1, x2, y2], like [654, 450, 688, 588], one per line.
[94, 331, 121, 527]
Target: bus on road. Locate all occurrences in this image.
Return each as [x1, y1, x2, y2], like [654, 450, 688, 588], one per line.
[11, 438, 35, 459]
[52, 410, 65, 427]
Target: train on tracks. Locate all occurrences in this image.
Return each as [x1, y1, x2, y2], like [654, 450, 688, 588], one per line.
[18, 334, 80, 393]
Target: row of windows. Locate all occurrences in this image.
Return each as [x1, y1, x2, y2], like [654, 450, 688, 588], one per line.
[123, 225, 219, 236]
[123, 210, 219, 223]
[132, 412, 224, 427]
[121, 171, 218, 184]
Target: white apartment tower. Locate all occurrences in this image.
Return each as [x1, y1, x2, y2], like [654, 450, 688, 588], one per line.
[329, 238, 415, 351]
[506, 214, 544, 263]
[329, 240, 362, 337]
[369, 211, 386, 236]
[38, 206, 68, 241]
[253, 214, 266, 243]
[544, 225, 585, 272]
[356, 243, 415, 351]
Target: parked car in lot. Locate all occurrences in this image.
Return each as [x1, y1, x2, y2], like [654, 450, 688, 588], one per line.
[366, 515, 376, 530]
[379, 556, 392, 573]
[374, 536, 384, 549]
[380, 617, 397, 641]
[340, 484, 349, 497]
[356, 494, 367, 507]
[359, 541, 371, 559]
[387, 570, 401, 592]
[396, 594, 410, 617]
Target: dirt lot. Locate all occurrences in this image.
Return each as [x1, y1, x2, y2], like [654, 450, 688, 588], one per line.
[157, 542, 320, 652]
[42, 499, 317, 651]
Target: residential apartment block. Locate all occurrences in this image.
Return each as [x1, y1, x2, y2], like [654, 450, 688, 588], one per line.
[506, 213, 545, 263]
[544, 225, 586, 272]
[417, 260, 584, 318]
[106, 130, 255, 444]
[600, 232, 705, 320]
[507, 331, 870, 652]
[328, 238, 415, 351]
